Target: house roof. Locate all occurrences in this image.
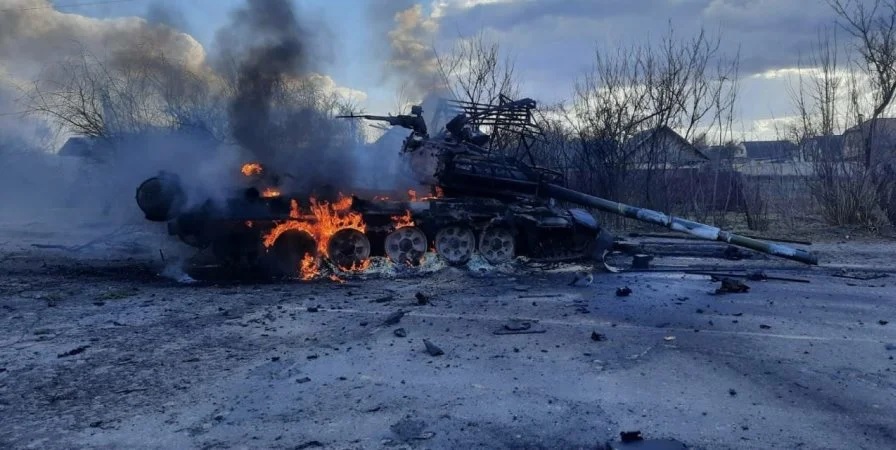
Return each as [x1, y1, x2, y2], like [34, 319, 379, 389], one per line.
[626, 126, 708, 161]
[741, 140, 797, 160]
[844, 117, 896, 134]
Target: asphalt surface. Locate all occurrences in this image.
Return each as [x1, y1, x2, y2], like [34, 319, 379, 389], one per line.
[1, 236, 894, 450]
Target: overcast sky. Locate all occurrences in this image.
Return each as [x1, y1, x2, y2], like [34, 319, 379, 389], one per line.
[0, 0, 861, 140]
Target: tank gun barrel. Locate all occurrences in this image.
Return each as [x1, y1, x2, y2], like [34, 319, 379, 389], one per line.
[336, 114, 399, 124]
[543, 184, 818, 265]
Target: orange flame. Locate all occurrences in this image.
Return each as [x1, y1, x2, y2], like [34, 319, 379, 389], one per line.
[300, 253, 317, 280]
[261, 187, 281, 198]
[391, 210, 415, 228]
[241, 163, 263, 176]
[408, 187, 443, 201]
[263, 195, 368, 280]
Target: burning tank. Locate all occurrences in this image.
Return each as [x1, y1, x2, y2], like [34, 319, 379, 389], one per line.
[136, 95, 817, 279]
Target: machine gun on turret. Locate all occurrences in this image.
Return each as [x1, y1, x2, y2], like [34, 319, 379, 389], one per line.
[336, 105, 428, 137]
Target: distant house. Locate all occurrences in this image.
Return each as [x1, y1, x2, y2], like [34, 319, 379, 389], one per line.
[704, 142, 747, 161]
[58, 136, 109, 161]
[624, 126, 708, 166]
[741, 140, 798, 161]
[842, 117, 896, 163]
[800, 135, 844, 161]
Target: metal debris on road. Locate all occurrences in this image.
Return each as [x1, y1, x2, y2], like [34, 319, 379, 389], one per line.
[494, 320, 547, 335]
[393, 328, 407, 338]
[879, 320, 889, 325]
[423, 339, 444, 356]
[591, 331, 607, 341]
[715, 278, 750, 294]
[57, 346, 88, 358]
[759, 324, 772, 329]
[380, 310, 405, 326]
[616, 286, 632, 297]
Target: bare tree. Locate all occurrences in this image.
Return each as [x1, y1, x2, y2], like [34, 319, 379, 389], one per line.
[434, 31, 519, 106]
[828, 0, 896, 226]
[562, 26, 739, 220]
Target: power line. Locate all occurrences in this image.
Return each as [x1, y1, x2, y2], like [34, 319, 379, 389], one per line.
[0, 0, 138, 13]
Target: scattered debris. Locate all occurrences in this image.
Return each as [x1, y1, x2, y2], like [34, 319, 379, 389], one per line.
[296, 377, 311, 383]
[89, 421, 103, 428]
[495, 320, 547, 335]
[393, 328, 407, 338]
[414, 292, 429, 305]
[381, 310, 405, 326]
[306, 354, 319, 360]
[423, 339, 444, 356]
[591, 331, 607, 342]
[715, 278, 750, 294]
[306, 306, 319, 313]
[728, 388, 737, 396]
[663, 336, 676, 342]
[759, 324, 771, 330]
[616, 287, 632, 297]
[885, 343, 896, 351]
[880, 320, 889, 326]
[270, 356, 280, 362]
[689, 271, 809, 283]
[832, 270, 888, 281]
[57, 346, 89, 358]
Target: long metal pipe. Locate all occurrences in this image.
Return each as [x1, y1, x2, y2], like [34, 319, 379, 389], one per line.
[544, 184, 818, 265]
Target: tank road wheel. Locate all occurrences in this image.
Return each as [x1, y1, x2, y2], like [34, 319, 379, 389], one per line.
[327, 228, 371, 269]
[435, 225, 476, 265]
[271, 230, 317, 277]
[384, 226, 427, 266]
[479, 226, 516, 265]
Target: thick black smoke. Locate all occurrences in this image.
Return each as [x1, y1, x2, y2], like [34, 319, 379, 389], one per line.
[222, 0, 307, 167]
[217, 0, 363, 194]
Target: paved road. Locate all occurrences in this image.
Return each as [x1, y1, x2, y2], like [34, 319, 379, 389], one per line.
[1, 250, 894, 449]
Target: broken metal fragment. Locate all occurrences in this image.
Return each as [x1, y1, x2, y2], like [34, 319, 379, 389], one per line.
[58, 346, 89, 358]
[423, 339, 444, 356]
[591, 331, 607, 341]
[381, 310, 405, 326]
[393, 328, 407, 338]
[715, 278, 749, 294]
[494, 320, 546, 335]
[616, 287, 632, 297]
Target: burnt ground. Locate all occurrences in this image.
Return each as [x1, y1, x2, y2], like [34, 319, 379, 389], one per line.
[1, 221, 895, 450]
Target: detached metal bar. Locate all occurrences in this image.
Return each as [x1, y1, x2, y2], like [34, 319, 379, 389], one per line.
[543, 184, 819, 265]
